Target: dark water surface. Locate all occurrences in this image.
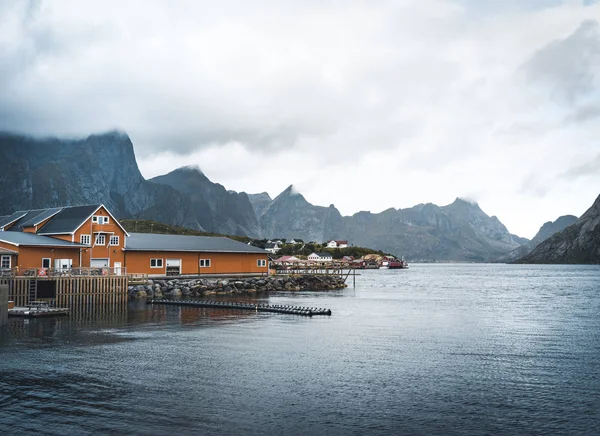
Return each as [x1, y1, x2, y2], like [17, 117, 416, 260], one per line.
[1, 264, 600, 435]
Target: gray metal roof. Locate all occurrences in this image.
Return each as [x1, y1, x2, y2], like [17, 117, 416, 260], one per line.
[37, 205, 101, 234]
[0, 247, 18, 255]
[20, 207, 63, 227]
[0, 232, 86, 247]
[5, 208, 48, 231]
[0, 211, 27, 229]
[125, 233, 268, 254]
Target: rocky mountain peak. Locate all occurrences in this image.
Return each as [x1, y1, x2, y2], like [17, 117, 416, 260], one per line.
[166, 165, 209, 182]
[274, 185, 306, 202]
[448, 197, 481, 210]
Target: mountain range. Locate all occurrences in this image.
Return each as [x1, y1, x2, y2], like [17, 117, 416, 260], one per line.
[1, 130, 593, 262]
[519, 194, 600, 264]
[497, 215, 578, 262]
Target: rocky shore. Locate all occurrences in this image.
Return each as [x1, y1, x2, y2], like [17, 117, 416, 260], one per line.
[128, 275, 348, 299]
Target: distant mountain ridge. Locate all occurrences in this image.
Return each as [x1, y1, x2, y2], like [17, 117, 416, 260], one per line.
[496, 215, 578, 262]
[519, 195, 600, 264]
[0, 131, 257, 236]
[150, 166, 259, 237]
[0, 131, 196, 227]
[1, 130, 537, 261]
[254, 187, 526, 261]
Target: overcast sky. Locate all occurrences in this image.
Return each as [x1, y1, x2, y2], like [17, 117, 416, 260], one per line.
[1, 0, 599, 238]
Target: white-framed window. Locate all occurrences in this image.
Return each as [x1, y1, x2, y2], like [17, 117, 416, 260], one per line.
[92, 215, 109, 224]
[150, 258, 163, 268]
[95, 234, 106, 245]
[42, 258, 51, 269]
[109, 235, 119, 246]
[257, 259, 267, 267]
[199, 259, 211, 268]
[80, 234, 91, 245]
[1, 255, 10, 269]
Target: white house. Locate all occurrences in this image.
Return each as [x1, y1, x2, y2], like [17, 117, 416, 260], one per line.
[264, 242, 280, 254]
[307, 252, 333, 262]
[326, 240, 348, 249]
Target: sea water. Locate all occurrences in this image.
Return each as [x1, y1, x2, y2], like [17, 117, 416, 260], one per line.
[1, 264, 599, 435]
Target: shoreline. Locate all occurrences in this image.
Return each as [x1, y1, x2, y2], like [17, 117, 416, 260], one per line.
[128, 274, 348, 299]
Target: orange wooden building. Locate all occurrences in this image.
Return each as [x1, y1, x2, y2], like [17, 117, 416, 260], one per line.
[0, 205, 268, 276]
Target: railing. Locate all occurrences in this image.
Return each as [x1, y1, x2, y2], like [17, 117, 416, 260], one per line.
[274, 266, 354, 276]
[128, 273, 149, 284]
[0, 267, 127, 278]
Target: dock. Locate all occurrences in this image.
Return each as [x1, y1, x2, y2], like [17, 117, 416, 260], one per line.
[8, 304, 70, 318]
[147, 299, 332, 317]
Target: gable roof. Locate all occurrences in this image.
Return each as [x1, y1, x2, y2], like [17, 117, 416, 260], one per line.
[37, 205, 102, 234]
[20, 207, 63, 227]
[124, 233, 268, 254]
[0, 204, 130, 237]
[275, 255, 302, 262]
[4, 208, 61, 232]
[0, 232, 86, 248]
[309, 252, 332, 258]
[0, 211, 28, 230]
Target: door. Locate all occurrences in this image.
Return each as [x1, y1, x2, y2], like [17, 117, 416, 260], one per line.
[166, 259, 181, 276]
[54, 259, 73, 270]
[91, 258, 109, 268]
[114, 262, 122, 275]
[90, 259, 109, 272]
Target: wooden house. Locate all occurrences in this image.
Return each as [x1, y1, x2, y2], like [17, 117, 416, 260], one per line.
[0, 204, 268, 277]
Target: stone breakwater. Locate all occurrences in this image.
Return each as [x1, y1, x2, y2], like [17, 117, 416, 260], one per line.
[128, 275, 348, 299]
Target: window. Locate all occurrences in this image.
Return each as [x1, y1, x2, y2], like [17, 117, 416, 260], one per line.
[1, 255, 10, 269]
[42, 258, 51, 269]
[150, 258, 163, 268]
[257, 259, 267, 267]
[92, 215, 109, 224]
[109, 236, 119, 246]
[95, 234, 106, 245]
[199, 259, 211, 268]
[80, 234, 91, 245]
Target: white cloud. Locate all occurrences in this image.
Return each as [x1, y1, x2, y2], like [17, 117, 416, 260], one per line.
[1, 0, 600, 238]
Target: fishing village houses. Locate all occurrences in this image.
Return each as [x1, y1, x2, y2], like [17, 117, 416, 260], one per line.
[0, 204, 269, 306]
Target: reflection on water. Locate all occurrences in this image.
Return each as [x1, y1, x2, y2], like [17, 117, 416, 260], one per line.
[1, 265, 600, 435]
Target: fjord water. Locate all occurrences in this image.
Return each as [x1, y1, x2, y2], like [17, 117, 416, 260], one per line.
[1, 265, 599, 435]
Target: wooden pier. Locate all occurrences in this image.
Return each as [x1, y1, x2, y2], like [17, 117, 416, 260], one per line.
[275, 267, 358, 286]
[8, 303, 70, 318]
[0, 275, 128, 308]
[0, 284, 7, 326]
[147, 299, 332, 317]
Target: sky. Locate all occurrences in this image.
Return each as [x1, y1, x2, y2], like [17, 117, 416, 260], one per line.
[1, 0, 599, 239]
